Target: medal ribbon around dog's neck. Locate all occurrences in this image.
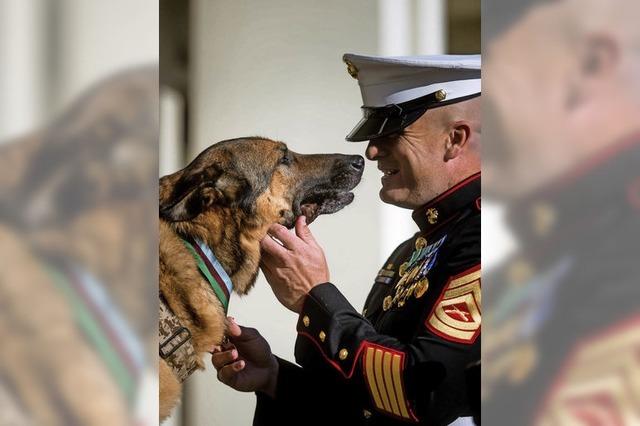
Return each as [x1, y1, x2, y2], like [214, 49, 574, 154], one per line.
[180, 236, 232, 313]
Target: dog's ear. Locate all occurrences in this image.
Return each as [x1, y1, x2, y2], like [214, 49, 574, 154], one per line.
[159, 171, 217, 222]
[159, 169, 250, 222]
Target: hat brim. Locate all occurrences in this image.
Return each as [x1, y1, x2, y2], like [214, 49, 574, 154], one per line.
[345, 109, 426, 142]
[345, 92, 481, 142]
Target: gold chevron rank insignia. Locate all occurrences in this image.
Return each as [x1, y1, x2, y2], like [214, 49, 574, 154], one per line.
[362, 343, 417, 421]
[536, 316, 640, 426]
[426, 265, 481, 344]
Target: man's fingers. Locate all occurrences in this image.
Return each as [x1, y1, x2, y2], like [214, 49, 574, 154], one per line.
[226, 317, 242, 338]
[260, 232, 289, 258]
[211, 348, 238, 369]
[230, 325, 262, 344]
[259, 247, 277, 269]
[266, 223, 300, 250]
[295, 215, 316, 244]
[216, 361, 245, 383]
[226, 318, 260, 345]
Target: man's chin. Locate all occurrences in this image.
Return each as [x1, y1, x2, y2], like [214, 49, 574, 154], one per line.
[379, 188, 414, 209]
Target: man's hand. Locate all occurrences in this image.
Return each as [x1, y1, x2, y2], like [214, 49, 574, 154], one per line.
[260, 216, 330, 313]
[211, 318, 279, 398]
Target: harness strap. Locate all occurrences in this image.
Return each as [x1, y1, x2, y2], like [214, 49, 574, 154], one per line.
[158, 296, 198, 382]
[158, 236, 233, 382]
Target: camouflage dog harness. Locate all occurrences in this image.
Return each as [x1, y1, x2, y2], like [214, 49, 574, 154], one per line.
[159, 296, 198, 382]
[159, 235, 233, 382]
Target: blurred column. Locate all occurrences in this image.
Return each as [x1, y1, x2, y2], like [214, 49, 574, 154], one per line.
[0, 0, 48, 141]
[378, 0, 412, 56]
[377, 0, 415, 264]
[416, 0, 447, 54]
[160, 88, 185, 177]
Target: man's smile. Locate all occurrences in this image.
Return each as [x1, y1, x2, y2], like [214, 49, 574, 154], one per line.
[378, 165, 399, 177]
[379, 166, 400, 185]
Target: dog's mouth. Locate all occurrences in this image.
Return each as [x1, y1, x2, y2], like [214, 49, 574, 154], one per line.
[293, 190, 355, 225]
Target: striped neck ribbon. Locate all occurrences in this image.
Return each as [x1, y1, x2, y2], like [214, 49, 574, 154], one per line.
[46, 263, 145, 405]
[180, 236, 233, 313]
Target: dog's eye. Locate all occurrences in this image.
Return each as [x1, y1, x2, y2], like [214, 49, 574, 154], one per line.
[280, 154, 292, 166]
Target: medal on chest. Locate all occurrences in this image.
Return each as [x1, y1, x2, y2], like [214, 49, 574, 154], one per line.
[383, 235, 446, 311]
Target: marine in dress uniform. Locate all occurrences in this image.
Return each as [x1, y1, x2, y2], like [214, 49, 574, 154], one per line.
[254, 54, 481, 425]
[482, 135, 640, 425]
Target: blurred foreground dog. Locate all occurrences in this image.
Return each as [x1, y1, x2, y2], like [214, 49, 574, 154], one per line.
[158, 137, 364, 420]
[0, 68, 158, 425]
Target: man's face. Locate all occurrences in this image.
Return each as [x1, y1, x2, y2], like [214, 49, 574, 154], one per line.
[365, 109, 451, 209]
[483, 4, 583, 200]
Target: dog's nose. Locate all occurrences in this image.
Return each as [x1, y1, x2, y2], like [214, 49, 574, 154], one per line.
[350, 155, 365, 171]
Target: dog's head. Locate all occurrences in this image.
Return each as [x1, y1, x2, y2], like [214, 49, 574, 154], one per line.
[159, 137, 364, 229]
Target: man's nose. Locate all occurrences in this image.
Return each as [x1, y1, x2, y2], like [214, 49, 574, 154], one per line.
[365, 140, 384, 160]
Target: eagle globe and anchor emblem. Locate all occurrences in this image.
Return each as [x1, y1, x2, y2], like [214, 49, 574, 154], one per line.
[383, 235, 446, 311]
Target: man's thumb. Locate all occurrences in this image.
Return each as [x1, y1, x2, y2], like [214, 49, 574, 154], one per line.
[295, 215, 314, 242]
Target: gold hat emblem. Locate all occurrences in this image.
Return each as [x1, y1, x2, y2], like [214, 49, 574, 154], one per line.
[426, 208, 439, 224]
[344, 59, 358, 79]
[435, 89, 447, 101]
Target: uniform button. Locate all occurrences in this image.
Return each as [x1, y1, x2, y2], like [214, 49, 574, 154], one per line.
[302, 315, 310, 327]
[319, 331, 326, 342]
[363, 409, 372, 419]
[435, 89, 447, 101]
[339, 348, 349, 360]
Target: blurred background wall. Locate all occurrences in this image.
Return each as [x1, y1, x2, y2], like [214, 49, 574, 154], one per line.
[160, 1, 481, 425]
[0, 0, 158, 142]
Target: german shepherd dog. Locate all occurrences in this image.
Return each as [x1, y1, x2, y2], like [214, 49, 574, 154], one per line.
[159, 137, 364, 420]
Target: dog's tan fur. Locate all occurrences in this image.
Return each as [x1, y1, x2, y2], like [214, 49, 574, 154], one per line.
[159, 137, 363, 420]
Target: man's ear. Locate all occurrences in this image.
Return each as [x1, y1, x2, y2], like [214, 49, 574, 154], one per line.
[580, 34, 618, 77]
[444, 122, 471, 161]
[567, 34, 619, 108]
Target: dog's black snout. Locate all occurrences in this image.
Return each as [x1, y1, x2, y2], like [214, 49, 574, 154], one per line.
[350, 155, 365, 172]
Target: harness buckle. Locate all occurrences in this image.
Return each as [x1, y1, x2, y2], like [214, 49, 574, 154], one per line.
[159, 326, 192, 359]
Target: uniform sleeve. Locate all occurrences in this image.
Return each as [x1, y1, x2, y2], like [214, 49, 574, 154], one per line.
[254, 356, 360, 425]
[294, 230, 480, 423]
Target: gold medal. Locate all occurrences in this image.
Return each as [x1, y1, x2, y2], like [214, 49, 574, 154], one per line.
[414, 278, 429, 298]
[383, 295, 393, 311]
[415, 237, 427, 250]
[405, 284, 415, 298]
[399, 262, 409, 277]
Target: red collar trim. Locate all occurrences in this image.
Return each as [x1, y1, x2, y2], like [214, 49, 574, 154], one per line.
[422, 172, 481, 210]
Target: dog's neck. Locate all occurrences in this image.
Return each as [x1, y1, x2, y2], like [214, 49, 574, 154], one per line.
[170, 207, 273, 295]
